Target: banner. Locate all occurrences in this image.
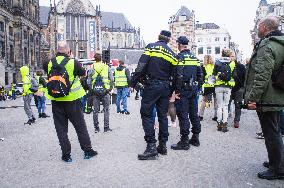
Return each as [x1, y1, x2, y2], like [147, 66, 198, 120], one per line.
[89, 21, 96, 57]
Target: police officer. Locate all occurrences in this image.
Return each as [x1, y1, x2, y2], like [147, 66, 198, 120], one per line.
[171, 36, 202, 150]
[131, 30, 178, 160]
[43, 43, 97, 162]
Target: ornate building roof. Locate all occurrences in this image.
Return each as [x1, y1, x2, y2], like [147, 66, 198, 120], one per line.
[101, 11, 134, 30]
[169, 6, 194, 23]
[196, 23, 220, 30]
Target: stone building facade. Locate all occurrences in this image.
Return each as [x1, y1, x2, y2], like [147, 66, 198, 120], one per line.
[195, 23, 231, 61]
[251, 0, 284, 45]
[0, 0, 41, 84]
[168, 6, 196, 53]
[101, 11, 142, 50]
[40, 0, 144, 60]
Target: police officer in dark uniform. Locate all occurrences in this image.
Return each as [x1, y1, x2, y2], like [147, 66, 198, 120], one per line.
[131, 30, 178, 160]
[171, 36, 202, 150]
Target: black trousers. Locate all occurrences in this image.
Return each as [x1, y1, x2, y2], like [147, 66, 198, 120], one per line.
[175, 90, 201, 137]
[257, 111, 284, 173]
[52, 100, 93, 158]
[140, 82, 170, 143]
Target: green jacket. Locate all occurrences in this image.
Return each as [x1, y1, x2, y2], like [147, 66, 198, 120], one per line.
[20, 66, 33, 95]
[245, 35, 284, 112]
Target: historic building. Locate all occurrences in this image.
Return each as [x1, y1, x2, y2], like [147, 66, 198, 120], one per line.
[40, 0, 144, 60]
[195, 23, 231, 61]
[251, 0, 284, 45]
[101, 12, 142, 50]
[168, 6, 196, 53]
[0, 0, 41, 84]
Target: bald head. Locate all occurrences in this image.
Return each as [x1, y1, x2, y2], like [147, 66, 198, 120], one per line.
[57, 42, 70, 55]
[258, 16, 280, 38]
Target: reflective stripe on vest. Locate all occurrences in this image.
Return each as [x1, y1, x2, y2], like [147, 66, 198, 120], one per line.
[91, 63, 110, 90]
[144, 46, 178, 65]
[203, 64, 215, 88]
[46, 56, 86, 101]
[215, 61, 236, 87]
[114, 69, 128, 87]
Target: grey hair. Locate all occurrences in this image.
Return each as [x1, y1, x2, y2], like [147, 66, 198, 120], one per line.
[260, 16, 280, 31]
[57, 42, 70, 54]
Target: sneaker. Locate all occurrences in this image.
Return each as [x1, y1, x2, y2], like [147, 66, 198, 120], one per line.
[94, 127, 100, 133]
[62, 155, 72, 163]
[256, 132, 264, 139]
[84, 150, 98, 159]
[38, 113, 42, 118]
[24, 119, 34, 125]
[124, 110, 130, 115]
[117, 111, 121, 114]
[104, 127, 112, 133]
[41, 113, 50, 118]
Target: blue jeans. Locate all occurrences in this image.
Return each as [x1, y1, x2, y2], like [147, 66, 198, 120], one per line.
[280, 110, 284, 134]
[116, 87, 129, 112]
[37, 96, 46, 114]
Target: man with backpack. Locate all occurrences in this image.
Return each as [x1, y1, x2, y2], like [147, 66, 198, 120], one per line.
[245, 16, 284, 180]
[87, 53, 114, 133]
[20, 66, 36, 125]
[114, 60, 131, 115]
[43, 43, 97, 163]
[213, 49, 236, 132]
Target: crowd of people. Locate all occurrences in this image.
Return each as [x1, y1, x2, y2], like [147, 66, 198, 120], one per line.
[1, 15, 283, 181]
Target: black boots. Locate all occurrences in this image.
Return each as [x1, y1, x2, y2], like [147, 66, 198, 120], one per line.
[39, 113, 50, 118]
[217, 122, 229, 132]
[138, 143, 158, 160]
[189, 134, 200, 147]
[157, 141, 167, 155]
[171, 137, 190, 150]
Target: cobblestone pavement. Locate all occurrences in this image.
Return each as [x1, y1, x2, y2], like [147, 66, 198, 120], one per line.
[0, 96, 283, 188]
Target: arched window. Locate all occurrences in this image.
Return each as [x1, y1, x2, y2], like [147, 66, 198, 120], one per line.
[103, 33, 109, 48]
[128, 34, 132, 47]
[117, 34, 123, 48]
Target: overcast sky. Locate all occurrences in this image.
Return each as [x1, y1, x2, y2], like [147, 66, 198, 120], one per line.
[39, 0, 280, 59]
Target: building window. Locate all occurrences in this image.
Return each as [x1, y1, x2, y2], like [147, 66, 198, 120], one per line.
[215, 37, 219, 42]
[198, 47, 203, 55]
[224, 37, 227, 42]
[23, 30, 27, 39]
[215, 47, 220, 54]
[128, 34, 132, 47]
[117, 34, 123, 48]
[9, 45, 14, 64]
[30, 34, 34, 42]
[9, 26, 13, 36]
[207, 47, 212, 54]
[0, 22, 4, 32]
[198, 38, 202, 43]
[103, 33, 109, 48]
[24, 47, 27, 64]
[0, 41, 5, 58]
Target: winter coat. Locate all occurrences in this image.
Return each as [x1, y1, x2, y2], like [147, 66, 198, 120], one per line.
[244, 31, 284, 112]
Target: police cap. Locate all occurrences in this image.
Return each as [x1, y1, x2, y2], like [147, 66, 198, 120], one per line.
[160, 30, 171, 38]
[177, 36, 189, 45]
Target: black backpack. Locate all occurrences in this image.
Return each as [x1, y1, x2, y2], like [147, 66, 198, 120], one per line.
[29, 76, 39, 93]
[47, 57, 72, 98]
[218, 61, 232, 82]
[92, 69, 107, 97]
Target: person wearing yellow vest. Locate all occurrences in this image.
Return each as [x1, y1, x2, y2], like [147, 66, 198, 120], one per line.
[213, 49, 236, 132]
[20, 66, 36, 125]
[114, 60, 131, 115]
[199, 55, 217, 121]
[43, 43, 97, 162]
[10, 83, 16, 100]
[87, 53, 114, 133]
[35, 70, 50, 118]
